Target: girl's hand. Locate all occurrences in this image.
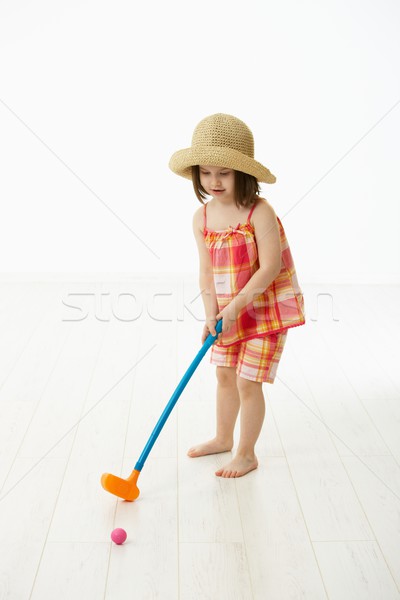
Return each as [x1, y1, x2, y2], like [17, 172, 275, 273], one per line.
[201, 316, 219, 345]
[216, 302, 239, 336]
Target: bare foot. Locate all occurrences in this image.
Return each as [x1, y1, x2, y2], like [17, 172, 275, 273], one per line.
[215, 454, 258, 478]
[187, 438, 233, 458]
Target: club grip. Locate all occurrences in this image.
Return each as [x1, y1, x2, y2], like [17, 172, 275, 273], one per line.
[203, 317, 223, 348]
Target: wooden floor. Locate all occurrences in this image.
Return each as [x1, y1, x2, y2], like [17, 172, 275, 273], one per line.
[0, 280, 399, 600]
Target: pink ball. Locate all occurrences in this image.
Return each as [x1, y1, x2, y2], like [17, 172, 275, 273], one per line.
[111, 528, 127, 545]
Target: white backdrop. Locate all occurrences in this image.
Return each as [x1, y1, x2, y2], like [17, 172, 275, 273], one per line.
[0, 0, 399, 283]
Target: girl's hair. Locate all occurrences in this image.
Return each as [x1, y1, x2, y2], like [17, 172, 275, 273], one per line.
[191, 165, 261, 208]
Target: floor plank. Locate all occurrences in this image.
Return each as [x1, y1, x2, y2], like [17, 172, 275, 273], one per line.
[16, 318, 106, 459]
[269, 352, 374, 541]
[290, 319, 391, 457]
[341, 455, 400, 591]
[30, 542, 110, 600]
[237, 457, 328, 599]
[179, 542, 253, 600]
[313, 541, 400, 600]
[0, 308, 71, 488]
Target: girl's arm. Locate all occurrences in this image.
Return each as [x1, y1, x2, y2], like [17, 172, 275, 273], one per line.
[230, 200, 282, 315]
[192, 208, 219, 331]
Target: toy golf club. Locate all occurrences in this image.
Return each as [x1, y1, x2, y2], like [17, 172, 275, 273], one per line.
[101, 318, 223, 501]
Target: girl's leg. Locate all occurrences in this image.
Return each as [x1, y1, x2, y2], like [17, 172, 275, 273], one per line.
[187, 366, 240, 457]
[215, 376, 264, 477]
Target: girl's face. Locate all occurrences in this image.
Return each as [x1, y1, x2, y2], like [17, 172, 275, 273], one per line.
[199, 165, 235, 201]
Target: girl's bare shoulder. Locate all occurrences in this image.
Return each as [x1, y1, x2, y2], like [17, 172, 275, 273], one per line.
[193, 203, 206, 233]
[251, 196, 277, 226]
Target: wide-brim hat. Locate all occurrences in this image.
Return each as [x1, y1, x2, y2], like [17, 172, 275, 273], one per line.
[169, 113, 276, 184]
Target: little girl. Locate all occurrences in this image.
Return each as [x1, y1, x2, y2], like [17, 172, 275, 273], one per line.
[169, 113, 305, 478]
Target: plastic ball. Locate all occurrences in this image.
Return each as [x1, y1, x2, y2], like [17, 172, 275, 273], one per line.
[111, 528, 127, 545]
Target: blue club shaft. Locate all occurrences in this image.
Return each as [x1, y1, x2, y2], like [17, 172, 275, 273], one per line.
[134, 319, 223, 472]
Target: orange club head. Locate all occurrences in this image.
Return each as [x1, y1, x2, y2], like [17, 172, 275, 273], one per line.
[101, 469, 140, 502]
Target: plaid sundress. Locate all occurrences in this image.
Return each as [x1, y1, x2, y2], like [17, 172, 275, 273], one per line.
[204, 198, 306, 347]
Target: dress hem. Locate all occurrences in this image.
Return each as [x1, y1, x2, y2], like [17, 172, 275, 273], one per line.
[213, 318, 306, 348]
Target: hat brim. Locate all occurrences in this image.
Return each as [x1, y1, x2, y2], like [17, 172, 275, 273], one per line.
[169, 146, 276, 184]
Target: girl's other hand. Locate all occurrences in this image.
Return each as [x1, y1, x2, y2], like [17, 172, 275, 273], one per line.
[201, 316, 219, 344]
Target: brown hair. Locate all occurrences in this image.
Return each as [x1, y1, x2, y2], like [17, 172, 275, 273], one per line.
[191, 165, 261, 208]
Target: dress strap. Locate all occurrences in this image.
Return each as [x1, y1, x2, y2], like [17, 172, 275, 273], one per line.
[246, 199, 258, 224]
[203, 203, 207, 231]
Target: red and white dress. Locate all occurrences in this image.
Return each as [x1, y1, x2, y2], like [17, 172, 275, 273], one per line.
[203, 197, 306, 348]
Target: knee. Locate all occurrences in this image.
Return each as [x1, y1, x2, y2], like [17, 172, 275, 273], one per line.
[236, 375, 262, 394]
[216, 366, 236, 386]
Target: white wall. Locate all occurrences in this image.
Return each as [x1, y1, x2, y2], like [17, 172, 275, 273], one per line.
[0, 0, 399, 283]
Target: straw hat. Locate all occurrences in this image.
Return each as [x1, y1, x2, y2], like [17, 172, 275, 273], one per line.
[169, 113, 276, 184]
